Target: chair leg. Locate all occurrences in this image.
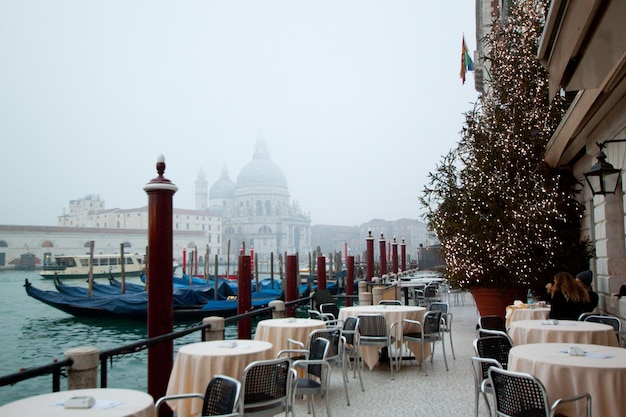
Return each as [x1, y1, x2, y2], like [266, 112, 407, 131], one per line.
[341, 356, 350, 406]
[448, 330, 456, 360]
[441, 336, 449, 371]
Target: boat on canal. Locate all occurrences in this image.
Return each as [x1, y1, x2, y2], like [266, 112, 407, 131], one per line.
[40, 253, 144, 280]
[24, 278, 281, 321]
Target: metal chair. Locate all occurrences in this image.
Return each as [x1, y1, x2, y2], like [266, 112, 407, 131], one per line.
[428, 302, 455, 359]
[341, 316, 364, 392]
[478, 315, 507, 332]
[240, 357, 295, 417]
[378, 300, 402, 306]
[357, 313, 399, 379]
[400, 310, 448, 375]
[477, 328, 514, 346]
[583, 314, 622, 345]
[488, 366, 591, 417]
[280, 337, 331, 417]
[155, 374, 241, 417]
[423, 283, 440, 306]
[472, 334, 513, 417]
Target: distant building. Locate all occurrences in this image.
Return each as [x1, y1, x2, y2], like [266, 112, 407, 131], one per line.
[56, 194, 222, 261]
[199, 139, 312, 264]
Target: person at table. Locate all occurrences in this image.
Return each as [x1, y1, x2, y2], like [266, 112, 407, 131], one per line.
[545, 271, 590, 320]
[575, 270, 599, 312]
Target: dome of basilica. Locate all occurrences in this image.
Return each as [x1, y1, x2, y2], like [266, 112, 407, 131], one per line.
[209, 166, 236, 199]
[236, 140, 287, 188]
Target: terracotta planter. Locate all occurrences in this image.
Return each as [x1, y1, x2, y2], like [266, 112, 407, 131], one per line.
[470, 287, 526, 319]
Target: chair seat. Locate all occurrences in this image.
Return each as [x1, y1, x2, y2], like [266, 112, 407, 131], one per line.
[404, 332, 440, 342]
[296, 379, 323, 390]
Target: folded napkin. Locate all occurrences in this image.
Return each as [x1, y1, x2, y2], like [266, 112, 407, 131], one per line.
[558, 349, 613, 359]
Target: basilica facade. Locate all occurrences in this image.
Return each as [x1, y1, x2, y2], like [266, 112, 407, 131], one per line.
[196, 140, 312, 264]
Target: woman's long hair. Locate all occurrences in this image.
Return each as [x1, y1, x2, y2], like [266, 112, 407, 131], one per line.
[552, 271, 590, 303]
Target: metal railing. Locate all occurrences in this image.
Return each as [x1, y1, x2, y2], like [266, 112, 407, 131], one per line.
[0, 296, 312, 392]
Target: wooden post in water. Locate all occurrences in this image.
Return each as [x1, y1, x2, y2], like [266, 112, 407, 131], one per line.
[237, 254, 252, 339]
[213, 254, 219, 300]
[144, 155, 177, 412]
[88, 241, 94, 297]
[366, 230, 374, 282]
[204, 245, 209, 283]
[270, 252, 275, 289]
[120, 243, 126, 294]
[346, 255, 355, 307]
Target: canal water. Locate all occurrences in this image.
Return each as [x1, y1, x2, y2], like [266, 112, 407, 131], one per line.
[0, 269, 276, 406]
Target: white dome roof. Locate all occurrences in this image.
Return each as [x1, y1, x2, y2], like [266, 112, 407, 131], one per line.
[236, 140, 287, 188]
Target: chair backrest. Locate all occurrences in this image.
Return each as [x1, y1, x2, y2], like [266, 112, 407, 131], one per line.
[423, 310, 443, 335]
[378, 300, 402, 305]
[424, 284, 439, 298]
[202, 374, 241, 416]
[584, 314, 622, 332]
[241, 357, 292, 414]
[308, 309, 323, 320]
[488, 366, 550, 417]
[479, 315, 507, 332]
[358, 314, 388, 338]
[473, 336, 512, 379]
[342, 316, 359, 346]
[477, 328, 513, 345]
[320, 303, 340, 320]
[308, 327, 341, 360]
[306, 337, 330, 380]
[428, 302, 449, 313]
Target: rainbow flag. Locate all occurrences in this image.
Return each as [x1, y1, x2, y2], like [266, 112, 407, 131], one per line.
[460, 36, 474, 85]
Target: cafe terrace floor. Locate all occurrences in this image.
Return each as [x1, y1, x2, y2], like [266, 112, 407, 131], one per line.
[290, 297, 489, 417]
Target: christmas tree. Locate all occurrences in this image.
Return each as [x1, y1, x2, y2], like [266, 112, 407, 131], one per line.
[420, 0, 592, 291]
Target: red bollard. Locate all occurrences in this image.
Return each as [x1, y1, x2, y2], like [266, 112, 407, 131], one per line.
[366, 230, 375, 282]
[143, 155, 177, 412]
[346, 256, 354, 307]
[285, 255, 298, 317]
[316, 256, 327, 290]
[238, 255, 252, 339]
[392, 237, 398, 274]
[401, 238, 406, 271]
[379, 233, 387, 276]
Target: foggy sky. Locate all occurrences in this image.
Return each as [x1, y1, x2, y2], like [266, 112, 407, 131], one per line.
[0, 1, 479, 227]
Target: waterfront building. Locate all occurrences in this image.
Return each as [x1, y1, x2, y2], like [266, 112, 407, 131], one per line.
[201, 139, 312, 265]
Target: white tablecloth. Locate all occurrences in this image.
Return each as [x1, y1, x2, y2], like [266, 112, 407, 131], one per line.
[509, 343, 626, 417]
[0, 388, 154, 417]
[504, 306, 550, 329]
[508, 319, 618, 346]
[338, 305, 429, 369]
[166, 339, 273, 417]
[254, 318, 326, 356]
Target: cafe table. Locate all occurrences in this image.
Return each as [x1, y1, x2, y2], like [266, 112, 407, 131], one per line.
[504, 305, 551, 329]
[508, 319, 619, 346]
[165, 339, 273, 417]
[338, 305, 428, 370]
[0, 388, 155, 417]
[254, 318, 327, 356]
[509, 342, 626, 417]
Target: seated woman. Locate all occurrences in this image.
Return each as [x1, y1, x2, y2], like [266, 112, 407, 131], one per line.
[545, 271, 590, 320]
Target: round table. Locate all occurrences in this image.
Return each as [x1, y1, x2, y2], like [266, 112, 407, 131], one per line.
[509, 343, 626, 417]
[0, 388, 154, 417]
[504, 306, 550, 329]
[338, 305, 428, 369]
[166, 339, 273, 417]
[508, 319, 619, 346]
[254, 318, 327, 356]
